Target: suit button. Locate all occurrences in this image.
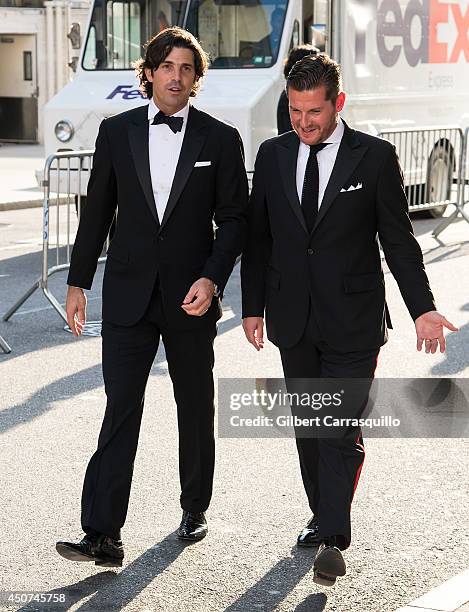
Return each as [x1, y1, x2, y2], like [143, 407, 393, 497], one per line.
[307, 248, 314, 255]
[158, 234, 164, 241]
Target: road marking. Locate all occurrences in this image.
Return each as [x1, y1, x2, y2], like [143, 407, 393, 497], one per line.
[396, 569, 469, 612]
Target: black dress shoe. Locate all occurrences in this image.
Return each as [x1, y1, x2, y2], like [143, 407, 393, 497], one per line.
[176, 511, 208, 541]
[56, 532, 124, 567]
[297, 516, 321, 547]
[313, 539, 346, 587]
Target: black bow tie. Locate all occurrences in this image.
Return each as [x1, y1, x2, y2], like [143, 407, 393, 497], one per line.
[152, 110, 183, 133]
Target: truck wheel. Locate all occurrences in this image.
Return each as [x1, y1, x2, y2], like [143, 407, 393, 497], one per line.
[423, 143, 453, 218]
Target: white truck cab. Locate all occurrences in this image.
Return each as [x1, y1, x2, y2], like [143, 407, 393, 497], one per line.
[44, 0, 469, 174]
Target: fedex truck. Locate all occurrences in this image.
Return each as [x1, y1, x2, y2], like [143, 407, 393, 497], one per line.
[43, 0, 469, 207]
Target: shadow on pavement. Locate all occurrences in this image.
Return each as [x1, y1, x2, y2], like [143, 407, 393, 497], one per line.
[0, 354, 170, 435]
[0, 364, 102, 435]
[431, 302, 469, 375]
[223, 546, 326, 612]
[16, 533, 185, 612]
[0, 250, 102, 363]
[294, 593, 328, 611]
[0, 254, 243, 362]
[422, 241, 469, 265]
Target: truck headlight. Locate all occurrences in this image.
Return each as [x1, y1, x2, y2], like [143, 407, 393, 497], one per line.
[54, 120, 74, 142]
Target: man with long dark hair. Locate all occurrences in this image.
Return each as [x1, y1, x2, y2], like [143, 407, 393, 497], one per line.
[56, 27, 248, 567]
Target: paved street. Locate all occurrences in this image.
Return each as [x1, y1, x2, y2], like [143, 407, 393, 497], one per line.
[0, 206, 468, 612]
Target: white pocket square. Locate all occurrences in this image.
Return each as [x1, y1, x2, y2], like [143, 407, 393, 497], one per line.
[194, 161, 211, 167]
[340, 182, 363, 193]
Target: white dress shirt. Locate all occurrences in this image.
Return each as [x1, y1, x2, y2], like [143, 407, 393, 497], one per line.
[296, 118, 345, 209]
[148, 98, 189, 223]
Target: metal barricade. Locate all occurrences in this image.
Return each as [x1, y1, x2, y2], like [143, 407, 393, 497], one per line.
[431, 126, 469, 238]
[378, 126, 469, 238]
[3, 150, 99, 324]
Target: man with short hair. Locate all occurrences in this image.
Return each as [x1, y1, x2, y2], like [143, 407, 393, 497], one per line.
[241, 54, 456, 585]
[277, 44, 319, 135]
[56, 27, 248, 567]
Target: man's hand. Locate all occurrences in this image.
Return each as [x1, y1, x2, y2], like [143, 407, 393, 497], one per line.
[242, 317, 264, 351]
[66, 286, 87, 336]
[181, 277, 215, 317]
[415, 310, 458, 353]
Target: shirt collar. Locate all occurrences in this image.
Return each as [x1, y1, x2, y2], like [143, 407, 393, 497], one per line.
[148, 97, 190, 124]
[327, 117, 344, 145]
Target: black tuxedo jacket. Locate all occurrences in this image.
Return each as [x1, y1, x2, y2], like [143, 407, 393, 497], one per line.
[68, 104, 248, 329]
[241, 123, 436, 351]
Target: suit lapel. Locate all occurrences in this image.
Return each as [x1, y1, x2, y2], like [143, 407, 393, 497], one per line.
[312, 122, 368, 232]
[127, 104, 160, 227]
[275, 133, 308, 234]
[160, 106, 209, 230]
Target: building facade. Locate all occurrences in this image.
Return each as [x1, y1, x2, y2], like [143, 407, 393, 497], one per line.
[0, 0, 90, 143]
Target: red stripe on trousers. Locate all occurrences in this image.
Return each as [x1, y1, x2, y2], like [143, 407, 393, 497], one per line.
[351, 352, 379, 503]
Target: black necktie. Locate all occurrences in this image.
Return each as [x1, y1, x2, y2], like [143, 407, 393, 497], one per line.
[301, 143, 328, 232]
[152, 110, 183, 133]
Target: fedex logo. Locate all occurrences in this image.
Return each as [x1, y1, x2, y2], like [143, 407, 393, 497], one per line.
[355, 0, 469, 66]
[106, 85, 145, 100]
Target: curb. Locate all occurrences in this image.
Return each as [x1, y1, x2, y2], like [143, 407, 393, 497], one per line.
[0, 200, 43, 212]
[396, 569, 469, 612]
[0, 197, 71, 212]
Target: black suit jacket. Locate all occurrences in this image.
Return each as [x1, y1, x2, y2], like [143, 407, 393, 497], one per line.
[68, 104, 248, 329]
[241, 123, 436, 351]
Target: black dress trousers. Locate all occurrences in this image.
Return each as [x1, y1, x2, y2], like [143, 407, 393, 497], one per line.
[280, 305, 379, 550]
[81, 282, 217, 539]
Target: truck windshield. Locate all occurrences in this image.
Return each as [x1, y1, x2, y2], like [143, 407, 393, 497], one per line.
[83, 0, 287, 70]
[82, 0, 187, 70]
[185, 0, 288, 68]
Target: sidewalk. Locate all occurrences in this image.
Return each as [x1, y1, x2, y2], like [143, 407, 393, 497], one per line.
[0, 142, 45, 210]
[396, 569, 469, 612]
